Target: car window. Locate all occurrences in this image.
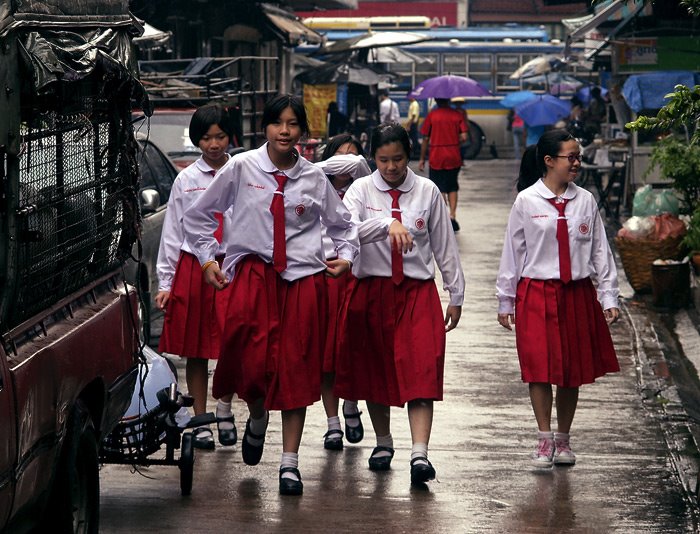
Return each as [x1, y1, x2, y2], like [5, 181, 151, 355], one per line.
[140, 113, 200, 158]
[141, 141, 177, 204]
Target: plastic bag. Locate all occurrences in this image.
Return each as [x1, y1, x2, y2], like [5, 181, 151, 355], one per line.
[617, 215, 655, 239]
[632, 185, 680, 217]
[653, 212, 686, 240]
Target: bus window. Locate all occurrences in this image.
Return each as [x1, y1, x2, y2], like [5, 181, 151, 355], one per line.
[443, 53, 467, 76]
[415, 53, 439, 85]
[496, 55, 521, 91]
[468, 54, 492, 73]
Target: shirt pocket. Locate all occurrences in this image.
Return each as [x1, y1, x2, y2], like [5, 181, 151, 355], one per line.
[570, 216, 593, 241]
[285, 193, 316, 223]
[403, 208, 430, 236]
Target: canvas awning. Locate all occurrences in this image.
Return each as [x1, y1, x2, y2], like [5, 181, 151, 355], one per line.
[261, 3, 323, 47]
[564, 0, 627, 41]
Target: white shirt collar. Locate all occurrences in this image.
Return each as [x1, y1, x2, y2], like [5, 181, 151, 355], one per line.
[534, 178, 578, 200]
[194, 154, 230, 175]
[370, 167, 417, 194]
[255, 142, 303, 179]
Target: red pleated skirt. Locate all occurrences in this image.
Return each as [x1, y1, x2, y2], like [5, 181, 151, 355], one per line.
[515, 277, 619, 387]
[323, 270, 353, 374]
[158, 252, 228, 359]
[335, 277, 446, 407]
[212, 255, 328, 411]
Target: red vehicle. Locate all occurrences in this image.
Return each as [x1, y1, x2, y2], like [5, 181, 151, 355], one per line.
[0, 2, 143, 531]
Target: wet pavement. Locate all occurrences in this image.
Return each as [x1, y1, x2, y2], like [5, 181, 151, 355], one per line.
[100, 159, 700, 533]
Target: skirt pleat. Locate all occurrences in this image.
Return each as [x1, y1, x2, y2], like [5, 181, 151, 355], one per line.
[515, 277, 619, 387]
[158, 251, 222, 359]
[212, 255, 327, 411]
[323, 271, 353, 374]
[335, 277, 445, 407]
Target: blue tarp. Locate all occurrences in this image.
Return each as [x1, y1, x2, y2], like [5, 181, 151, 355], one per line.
[622, 71, 699, 112]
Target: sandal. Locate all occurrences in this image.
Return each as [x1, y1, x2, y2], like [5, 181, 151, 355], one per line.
[192, 426, 215, 450]
[410, 456, 436, 485]
[279, 467, 303, 496]
[241, 418, 266, 466]
[217, 416, 237, 446]
[343, 409, 364, 444]
[323, 429, 344, 451]
[368, 445, 394, 471]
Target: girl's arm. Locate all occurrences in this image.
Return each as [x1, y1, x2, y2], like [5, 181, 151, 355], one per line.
[319, 176, 359, 264]
[496, 197, 527, 315]
[427, 187, 465, 308]
[156, 177, 186, 292]
[184, 160, 237, 268]
[316, 154, 371, 179]
[589, 198, 620, 311]
[343, 182, 396, 245]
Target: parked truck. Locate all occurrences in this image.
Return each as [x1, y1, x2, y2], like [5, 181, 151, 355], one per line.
[0, 1, 147, 531]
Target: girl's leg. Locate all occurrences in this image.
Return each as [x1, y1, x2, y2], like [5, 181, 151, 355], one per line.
[186, 358, 214, 449]
[553, 386, 579, 465]
[279, 407, 306, 495]
[367, 402, 394, 469]
[407, 399, 436, 483]
[529, 383, 555, 467]
[215, 393, 237, 446]
[342, 400, 364, 443]
[321, 373, 343, 450]
[241, 398, 268, 466]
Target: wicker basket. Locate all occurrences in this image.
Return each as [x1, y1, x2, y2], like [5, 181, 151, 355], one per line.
[615, 235, 686, 292]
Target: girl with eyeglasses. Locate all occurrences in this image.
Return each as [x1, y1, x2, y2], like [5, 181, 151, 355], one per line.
[496, 129, 620, 469]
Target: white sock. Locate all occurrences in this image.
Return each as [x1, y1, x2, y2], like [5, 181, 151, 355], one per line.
[342, 401, 361, 428]
[554, 432, 570, 442]
[327, 416, 342, 432]
[280, 452, 300, 481]
[538, 430, 554, 440]
[411, 442, 429, 466]
[372, 433, 393, 458]
[216, 400, 234, 430]
[246, 412, 268, 447]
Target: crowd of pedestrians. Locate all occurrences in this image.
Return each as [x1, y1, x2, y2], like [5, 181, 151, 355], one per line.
[154, 93, 620, 496]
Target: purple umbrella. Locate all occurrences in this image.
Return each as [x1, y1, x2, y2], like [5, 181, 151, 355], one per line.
[515, 94, 571, 127]
[408, 75, 492, 99]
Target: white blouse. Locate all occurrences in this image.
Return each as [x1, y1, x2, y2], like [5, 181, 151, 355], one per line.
[496, 179, 619, 314]
[183, 143, 359, 282]
[156, 157, 229, 292]
[343, 168, 465, 306]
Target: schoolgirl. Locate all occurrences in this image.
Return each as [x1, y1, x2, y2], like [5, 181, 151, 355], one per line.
[156, 103, 236, 450]
[336, 123, 465, 485]
[183, 94, 359, 496]
[314, 134, 371, 451]
[496, 130, 620, 468]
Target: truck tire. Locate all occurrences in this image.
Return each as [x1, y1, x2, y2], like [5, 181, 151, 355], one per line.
[463, 121, 484, 160]
[42, 401, 99, 533]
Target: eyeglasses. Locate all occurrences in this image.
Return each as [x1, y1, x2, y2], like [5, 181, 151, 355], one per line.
[553, 154, 583, 163]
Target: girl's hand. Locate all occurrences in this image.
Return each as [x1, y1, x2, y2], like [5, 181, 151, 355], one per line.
[204, 263, 228, 290]
[325, 258, 352, 278]
[418, 159, 426, 172]
[445, 305, 462, 332]
[604, 307, 619, 325]
[155, 290, 170, 310]
[389, 220, 413, 254]
[498, 313, 515, 330]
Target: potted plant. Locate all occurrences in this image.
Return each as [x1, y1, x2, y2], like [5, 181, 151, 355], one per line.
[683, 206, 700, 273]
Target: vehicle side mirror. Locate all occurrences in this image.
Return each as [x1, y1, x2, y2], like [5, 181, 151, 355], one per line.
[140, 188, 161, 214]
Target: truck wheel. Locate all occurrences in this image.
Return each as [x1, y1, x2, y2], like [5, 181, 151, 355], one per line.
[42, 401, 99, 533]
[463, 121, 484, 160]
[180, 433, 194, 496]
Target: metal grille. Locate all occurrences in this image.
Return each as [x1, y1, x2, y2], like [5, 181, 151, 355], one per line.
[12, 99, 138, 325]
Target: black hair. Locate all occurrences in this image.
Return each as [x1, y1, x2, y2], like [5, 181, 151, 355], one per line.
[516, 145, 540, 192]
[261, 94, 310, 137]
[535, 129, 575, 175]
[327, 101, 338, 113]
[321, 133, 365, 161]
[369, 123, 411, 159]
[189, 103, 235, 147]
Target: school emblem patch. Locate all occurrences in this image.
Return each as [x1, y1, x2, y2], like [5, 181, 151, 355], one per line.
[295, 204, 305, 216]
[415, 218, 426, 230]
[579, 223, 590, 235]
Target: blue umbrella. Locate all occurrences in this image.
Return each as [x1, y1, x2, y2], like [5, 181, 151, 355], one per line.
[515, 94, 571, 127]
[575, 85, 609, 106]
[408, 74, 492, 99]
[500, 90, 537, 108]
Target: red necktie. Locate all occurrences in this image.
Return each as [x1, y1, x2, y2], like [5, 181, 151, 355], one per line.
[207, 170, 224, 244]
[547, 197, 572, 284]
[388, 189, 404, 285]
[270, 172, 288, 273]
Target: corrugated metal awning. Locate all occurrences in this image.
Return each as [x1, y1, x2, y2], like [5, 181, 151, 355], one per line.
[261, 3, 323, 46]
[564, 0, 626, 41]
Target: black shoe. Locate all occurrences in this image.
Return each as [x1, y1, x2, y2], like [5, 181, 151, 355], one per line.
[191, 427, 215, 450]
[368, 446, 395, 471]
[343, 406, 364, 444]
[279, 467, 303, 496]
[323, 429, 344, 450]
[217, 416, 237, 446]
[241, 419, 266, 466]
[450, 218, 460, 232]
[410, 457, 436, 484]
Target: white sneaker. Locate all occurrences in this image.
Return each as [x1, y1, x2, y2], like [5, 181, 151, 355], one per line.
[553, 437, 577, 465]
[531, 437, 555, 468]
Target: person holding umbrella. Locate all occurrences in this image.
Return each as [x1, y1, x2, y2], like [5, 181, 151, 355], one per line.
[418, 98, 467, 232]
